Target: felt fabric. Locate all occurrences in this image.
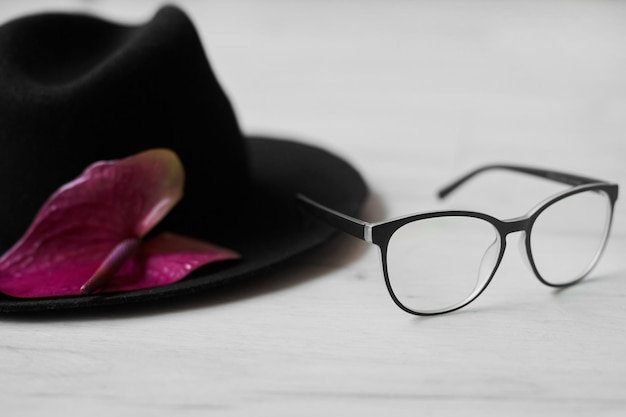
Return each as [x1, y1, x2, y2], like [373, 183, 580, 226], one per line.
[0, 6, 248, 250]
[0, 6, 367, 312]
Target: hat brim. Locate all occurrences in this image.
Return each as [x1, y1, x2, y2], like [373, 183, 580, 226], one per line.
[0, 136, 367, 312]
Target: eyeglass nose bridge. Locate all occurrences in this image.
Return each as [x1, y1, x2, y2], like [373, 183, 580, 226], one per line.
[499, 216, 533, 236]
[497, 215, 535, 274]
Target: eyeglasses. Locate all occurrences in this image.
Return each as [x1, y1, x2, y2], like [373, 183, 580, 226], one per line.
[297, 164, 619, 316]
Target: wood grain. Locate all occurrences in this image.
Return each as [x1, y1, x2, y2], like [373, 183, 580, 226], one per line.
[1, 1, 625, 416]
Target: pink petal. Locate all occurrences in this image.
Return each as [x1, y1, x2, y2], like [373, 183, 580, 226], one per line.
[0, 261, 102, 298]
[100, 232, 240, 293]
[0, 149, 189, 298]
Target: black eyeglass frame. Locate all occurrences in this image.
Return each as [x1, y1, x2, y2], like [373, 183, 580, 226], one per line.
[297, 164, 619, 316]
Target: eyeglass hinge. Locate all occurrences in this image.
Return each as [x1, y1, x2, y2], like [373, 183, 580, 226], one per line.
[364, 224, 373, 243]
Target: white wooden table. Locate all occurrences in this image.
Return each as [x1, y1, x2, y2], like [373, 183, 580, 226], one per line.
[1, 1, 625, 416]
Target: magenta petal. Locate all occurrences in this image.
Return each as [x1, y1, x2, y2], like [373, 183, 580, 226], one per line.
[0, 261, 102, 298]
[99, 233, 241, 293]
[0, 149, 188, 298]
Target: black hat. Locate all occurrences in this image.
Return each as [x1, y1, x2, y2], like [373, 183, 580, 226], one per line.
[0, 6, 367, 312]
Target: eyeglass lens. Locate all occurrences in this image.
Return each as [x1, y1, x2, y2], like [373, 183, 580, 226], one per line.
[529, 189, 612, 286]
[386, 216, 501, 314]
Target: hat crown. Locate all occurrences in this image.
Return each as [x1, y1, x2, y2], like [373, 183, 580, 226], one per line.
[0, 6, 249, 251]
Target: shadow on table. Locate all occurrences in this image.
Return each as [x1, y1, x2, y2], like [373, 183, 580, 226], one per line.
[406, 268, 626, 321]
[1, 192, 387, 322]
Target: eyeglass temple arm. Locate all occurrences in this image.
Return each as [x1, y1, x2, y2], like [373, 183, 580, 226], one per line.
[296, 194, 369, 242]
[438, 164, 605, 199]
